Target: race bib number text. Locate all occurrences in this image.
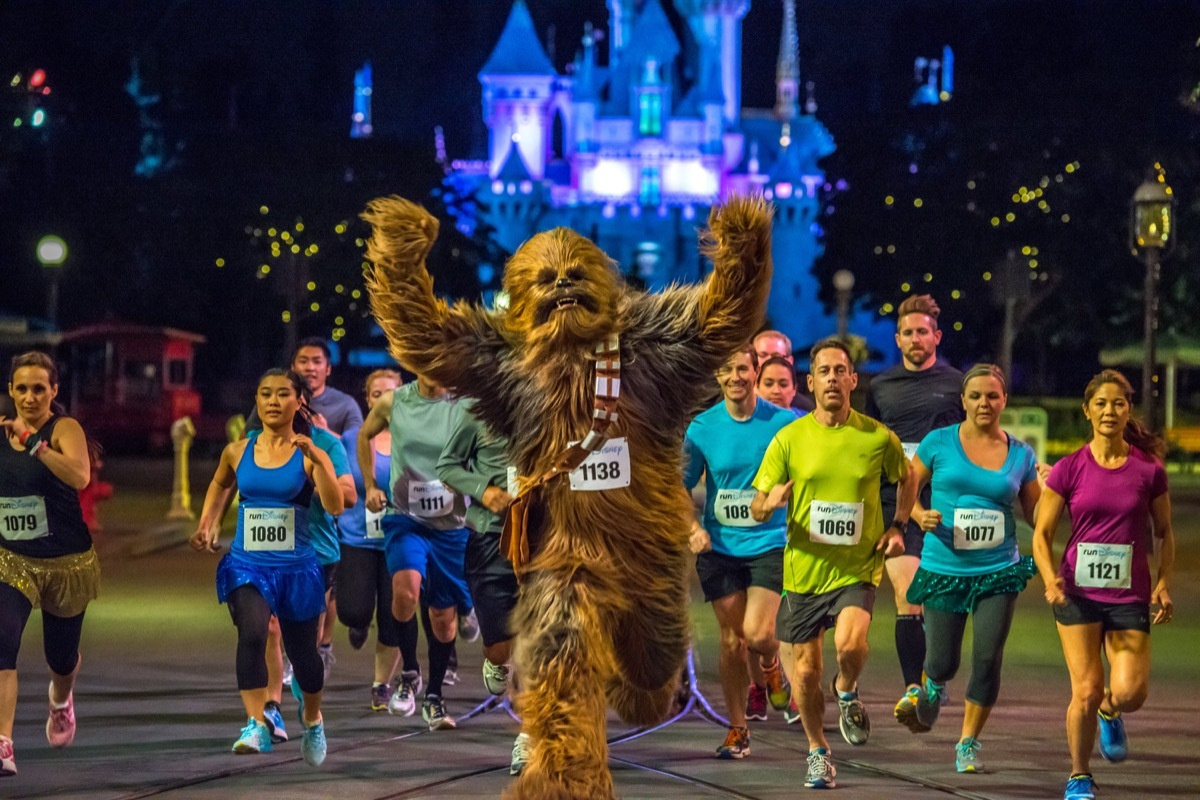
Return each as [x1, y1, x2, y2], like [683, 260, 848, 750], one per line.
[409, 481, 455, 518]
[1075, 543, 1132, 589]
[0, 496, 49, 541]
[569, 438, 632, 491]
[952, 508, 1005, 550]
[243, 507, 296, 552]
[808, 500, 863, 546]
[714, 488, 758, 528]
[364, 506, 386, 539]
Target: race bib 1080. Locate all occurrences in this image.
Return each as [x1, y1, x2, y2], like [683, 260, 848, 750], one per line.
[0, 495, 49, 541]
[1075, 542, 1132, 589]
[569, 438, 631, 491]
[713, 488, 758, 528]
[952, 508, 1005, 550]
[808, 500, 863, 546]
[242, 507, 296, 552]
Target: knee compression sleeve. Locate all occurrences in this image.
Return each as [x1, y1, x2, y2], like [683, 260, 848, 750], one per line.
[895, 613, 926, 687]
[42, 609, 85, 677]
[228, 586, 272, 690]
[281, 617, 324, 695]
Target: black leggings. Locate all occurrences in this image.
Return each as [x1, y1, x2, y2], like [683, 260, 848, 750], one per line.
[227, 586, 323, 693]
[923, 592, 1018, 708]
[0, 583, 84, 675]
[336, 544, 399, 647]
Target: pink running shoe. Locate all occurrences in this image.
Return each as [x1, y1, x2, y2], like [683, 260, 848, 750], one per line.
[46, 687, 76, 748]
[0, 735, 15, 777]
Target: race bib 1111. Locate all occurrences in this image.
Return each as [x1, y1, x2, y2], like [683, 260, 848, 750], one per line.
[409, 481, 455, 518]
[808, 500, 863, 546]
[0, 496, 49, 541]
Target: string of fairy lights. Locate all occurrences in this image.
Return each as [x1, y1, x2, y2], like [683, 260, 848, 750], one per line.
[212, 206, 370, 345]
[869, 153, 1098, 334]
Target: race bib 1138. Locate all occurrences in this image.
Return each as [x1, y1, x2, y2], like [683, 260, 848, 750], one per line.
[569, 438, 631, 491]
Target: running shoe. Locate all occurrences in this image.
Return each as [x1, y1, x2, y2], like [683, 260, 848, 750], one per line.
[263, 700, 289, 743]
[483, 658, 512, 696]
[0, 736, 15, 777]
[762, 658, 791, 710]
[955, 737, 983, 773]
[422, 695, 457, 730]
[232, 717, 272, 754]
[1064, 774, 1097, 800]
[784, 696, 802, 725]
[715, 726, 750, 759]
[835, 688, 870, 746]
[281, 656, 294, 688]
[348, 626, 369, 650]
[894, 685, 931, 733]
[46, 687, 75, 748]
[745, 683, 768, 721]
[371, 683, 391, 712]
[915, 674, 946, 730]
[510, 732, 531, 776]
[459, 608, 481, 643]
[300, 718, 327, 767]
[1097, 709, 1128, 763]
[389, 670, 422, 716]
[804, 747, 837, 789]
[319, 645, 336, 682]
[443, 667, 459, 686]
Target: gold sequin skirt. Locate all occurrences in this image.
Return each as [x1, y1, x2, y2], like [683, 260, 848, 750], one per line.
[0, 547, 100, 617]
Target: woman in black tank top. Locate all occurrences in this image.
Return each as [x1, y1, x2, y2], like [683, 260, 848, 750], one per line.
[0, 352, 101, 778]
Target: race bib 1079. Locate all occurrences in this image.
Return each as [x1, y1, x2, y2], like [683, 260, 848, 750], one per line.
[0, 495, 49, 541]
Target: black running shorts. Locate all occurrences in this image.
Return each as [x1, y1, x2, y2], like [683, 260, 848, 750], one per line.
[777, 582, 876, 644]
[695, 547, 784, 603]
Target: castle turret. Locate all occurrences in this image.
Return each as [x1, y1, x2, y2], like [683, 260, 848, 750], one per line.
[675, 0, 750, 127]
[572, 23, 601, 153]
[774, 0, 799, 121]
[479, 0, 558, 180]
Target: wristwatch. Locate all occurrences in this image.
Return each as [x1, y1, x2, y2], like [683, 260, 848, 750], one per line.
[887, 519, 906, 532]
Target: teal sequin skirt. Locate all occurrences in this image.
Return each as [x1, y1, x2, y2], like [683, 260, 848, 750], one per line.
[906, 557, 1036, 614]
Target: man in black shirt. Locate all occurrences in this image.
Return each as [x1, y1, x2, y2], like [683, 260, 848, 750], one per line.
[864, 295, 964, 731]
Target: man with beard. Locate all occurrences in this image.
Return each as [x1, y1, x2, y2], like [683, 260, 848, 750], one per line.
[751, 339, 917, 790]
[864, 295, 965, 731]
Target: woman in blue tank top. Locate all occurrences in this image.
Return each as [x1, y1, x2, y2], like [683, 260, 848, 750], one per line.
[190, 369, 344, 767]
[0, 352, 100, 777]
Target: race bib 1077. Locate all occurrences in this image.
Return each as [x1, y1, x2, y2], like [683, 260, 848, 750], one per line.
[952, 508, 1005, 550]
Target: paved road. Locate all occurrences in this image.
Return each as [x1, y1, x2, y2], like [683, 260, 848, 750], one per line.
[4, 458, 1198, 799]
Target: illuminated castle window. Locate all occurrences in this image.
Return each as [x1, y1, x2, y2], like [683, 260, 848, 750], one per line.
[639, 166, 661, 206]
[638, 92, 662, 137]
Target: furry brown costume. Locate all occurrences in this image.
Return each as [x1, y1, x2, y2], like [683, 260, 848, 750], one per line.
[362, 195, 773, 799]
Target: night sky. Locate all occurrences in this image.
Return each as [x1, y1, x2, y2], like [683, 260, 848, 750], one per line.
[2, 1, 1199, 402]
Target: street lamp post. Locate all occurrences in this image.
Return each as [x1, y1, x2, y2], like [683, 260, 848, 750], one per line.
[1130, 171, 1176, 432]
[36, 235, 68, 329]
[833, 269, 856, 341]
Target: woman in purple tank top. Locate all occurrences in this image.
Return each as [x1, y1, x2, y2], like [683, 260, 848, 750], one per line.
[1032, 370, 1175, 800]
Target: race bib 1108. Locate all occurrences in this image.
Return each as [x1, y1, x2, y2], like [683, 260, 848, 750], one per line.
[1075, 542, 1132, 589]
[0, 496, 49, 541]
[242, 507, 296, 552]
[808, 500, 863, 546]
[952, 508, 1005, 550]
[569, 438, 631, 491]
[713, 488, 758, 528]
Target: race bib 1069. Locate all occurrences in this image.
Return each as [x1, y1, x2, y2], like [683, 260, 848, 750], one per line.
[713, 488, 758, 528]
[0, 495, 49, 541]
[364, 506, 386, 539]
[569, 438, 631, 491]
[242, 507, 295, 552]
[808, 500, 863, 546]
[952, 508, 1005, 550]
[1075, 542, 1132, 589]
[409, 480, 455, 518]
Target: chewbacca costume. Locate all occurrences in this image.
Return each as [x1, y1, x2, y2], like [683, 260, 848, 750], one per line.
[362, 195, 773, 799]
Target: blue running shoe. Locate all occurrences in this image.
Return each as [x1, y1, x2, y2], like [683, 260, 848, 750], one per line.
[1064, 774, 1096, 799]
[1097, 710, 1127, 762]
[300, 719, 327, 767]
[955, 737, 983, 773]
[232, 717, 272, 754]
[915, 675, 946, 730]
[804, 747, 837, 789]
[262, 701, 288, 743]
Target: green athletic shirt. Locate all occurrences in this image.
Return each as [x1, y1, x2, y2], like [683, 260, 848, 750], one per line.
[752, 409, 908, 595]
[388, 383, 470, 531]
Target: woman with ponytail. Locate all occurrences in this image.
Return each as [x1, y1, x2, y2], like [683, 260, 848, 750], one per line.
[1033, 369, 1174, 800]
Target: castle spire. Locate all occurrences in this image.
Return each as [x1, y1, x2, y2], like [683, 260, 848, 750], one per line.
[774, 0, 799, 121]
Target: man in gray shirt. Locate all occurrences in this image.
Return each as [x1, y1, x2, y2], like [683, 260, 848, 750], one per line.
[246, 338, 364, 435]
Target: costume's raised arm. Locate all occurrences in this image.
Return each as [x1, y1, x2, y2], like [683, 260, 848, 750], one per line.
[361, 196, 502, 392]
[694, 194, 774, 362]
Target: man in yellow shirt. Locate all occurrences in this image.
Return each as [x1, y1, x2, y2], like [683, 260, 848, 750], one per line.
[751, 338, 917, 790]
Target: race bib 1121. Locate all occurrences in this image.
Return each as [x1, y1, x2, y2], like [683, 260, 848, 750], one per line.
[1075, 542, 1132, 589]
[808, 500, 863, 546]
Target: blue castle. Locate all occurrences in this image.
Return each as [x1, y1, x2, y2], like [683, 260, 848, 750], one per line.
[448, 0, 894, 359]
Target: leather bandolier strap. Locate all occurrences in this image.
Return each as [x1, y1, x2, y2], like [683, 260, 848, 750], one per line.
[501, 334, 620, 580]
